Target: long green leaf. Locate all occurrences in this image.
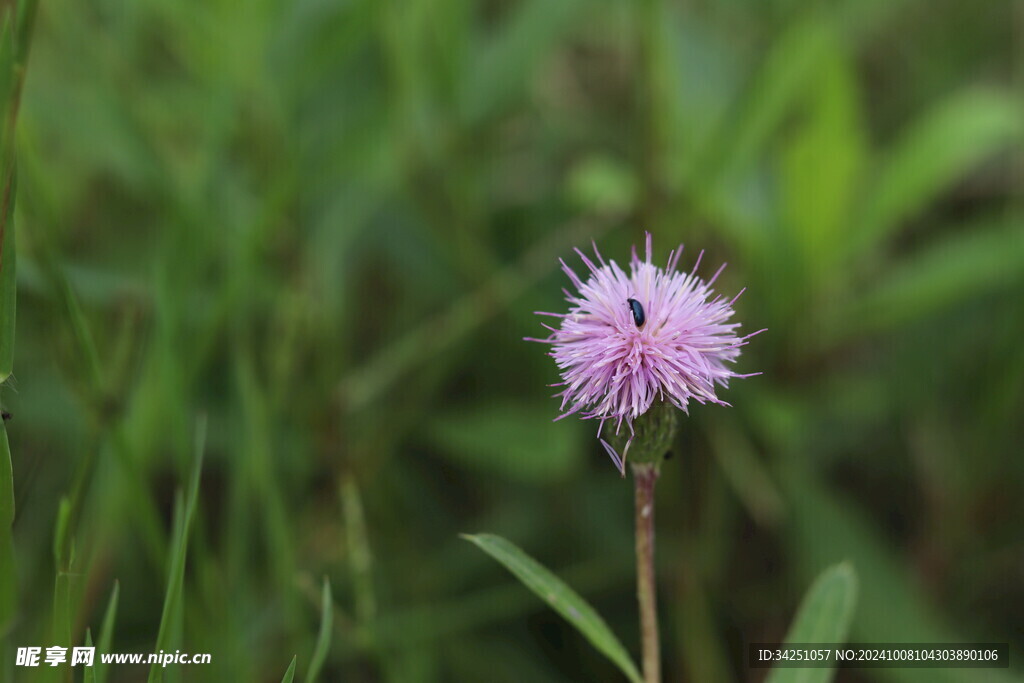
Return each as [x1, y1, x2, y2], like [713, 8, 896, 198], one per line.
[688, 17, 833, 249]
[52, 497, 73, 651]
[853, 89, 1023, 256]
[831, 214, 1024, 341]
[303, 578, 333, 683]
[0, 9, 16, 636]
[0, 0, 38, 381]
[779, 37, 866, 277]
[148, 419, 205, 683]
[781, 464, 1014, 683]
[461, 533, 642, 683]
[0, 11, 13, 385]
[0, 421, 13, 633]
[281, 656, 298, 683]
[94, 580, 120, 683]
[0, 169, 14, 383]
[460, 0, 586, 124]
[341, 475, 375, 624]
[699, 18, 830, 188]
[765, 563, 858, 683]
[83, 629, 96, 683]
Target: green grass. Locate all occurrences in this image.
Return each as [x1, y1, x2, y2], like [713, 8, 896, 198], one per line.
[0, 0, 1021, 681]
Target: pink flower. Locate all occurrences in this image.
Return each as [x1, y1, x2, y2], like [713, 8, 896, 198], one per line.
[529, 234, 762, 473]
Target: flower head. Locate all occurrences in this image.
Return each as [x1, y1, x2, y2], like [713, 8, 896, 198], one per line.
[529, 234, 762, 473]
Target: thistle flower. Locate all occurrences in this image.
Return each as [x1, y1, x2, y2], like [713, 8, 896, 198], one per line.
[529, 234, 762, 474]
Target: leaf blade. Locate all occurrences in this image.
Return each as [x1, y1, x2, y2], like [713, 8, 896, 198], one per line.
[83, 629, 96, 683]
[0, 421, 13, 632]
[94, 580, 120, 683]
[853, 89, 1023, 256]
[827, 213, 1024, 342]
[281, 656, 298, 683]
[303, 578, 333, 683]
[766, 563, 858, 683]
[147, 419, 206, 683]
[0, 169, 14, 382]
[462, 533, 642, 683]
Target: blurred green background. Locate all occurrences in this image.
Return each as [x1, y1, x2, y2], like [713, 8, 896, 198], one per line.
[1, 0, 1022, 681]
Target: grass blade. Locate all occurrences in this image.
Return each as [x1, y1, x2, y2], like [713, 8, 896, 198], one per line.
[303, 578, 333, 683]
[341, 475, 375, 624]
[83, 629, 96, 683]
[853, 89, 1023, 257]
[0, 0, 27, 383]
[281, 655, 297, 683]
[783, 466, 1004, 683]
[765, 563, 859, 683]
[832, 214, 1024, 340]
[0, 3, 19, 636]
[94, 580, 120, 683]
[461, 533, 642, 683]
[52, 497, 73, 651]
[0, 168, 14, 383]
[147, 418, 206, 683]
[0, 0, 38, 381]
[698, 18, 829, 188]
[0, 421, 13, 633]
[460, 0, 586, 124]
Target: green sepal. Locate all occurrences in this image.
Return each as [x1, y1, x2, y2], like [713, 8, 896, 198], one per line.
[608, 401, 678, 468]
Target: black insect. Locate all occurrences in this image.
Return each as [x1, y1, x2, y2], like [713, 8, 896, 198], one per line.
[626, 298, 646, 328]
[1, 411, 10, 422]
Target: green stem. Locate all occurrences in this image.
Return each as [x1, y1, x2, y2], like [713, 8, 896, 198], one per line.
[633, 462, 661, 683]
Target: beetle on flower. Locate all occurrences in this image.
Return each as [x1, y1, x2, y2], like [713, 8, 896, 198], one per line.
[528, 233, 763, 475]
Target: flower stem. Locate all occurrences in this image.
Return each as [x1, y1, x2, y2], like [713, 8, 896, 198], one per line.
[632, 462, 661, 683]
